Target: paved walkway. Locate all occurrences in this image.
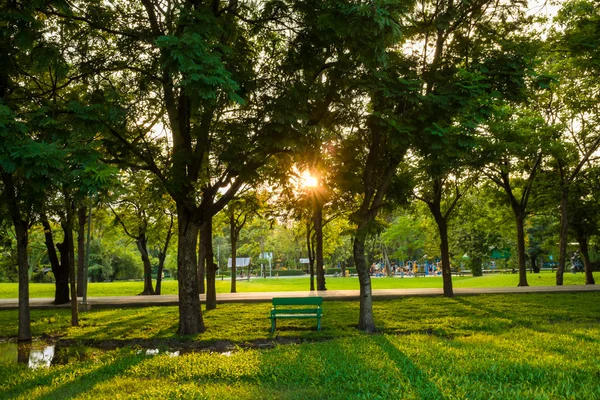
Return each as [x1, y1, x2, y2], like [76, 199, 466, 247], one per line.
[1, 285, 599, 310]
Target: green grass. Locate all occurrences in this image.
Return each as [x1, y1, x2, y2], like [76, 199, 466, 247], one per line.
[1, 292, 600, 399]
[1, 271, 598, 298]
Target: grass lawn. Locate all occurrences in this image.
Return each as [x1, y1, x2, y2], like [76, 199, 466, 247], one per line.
[1, 271, 598, 298]
[1, 292, 599, 399]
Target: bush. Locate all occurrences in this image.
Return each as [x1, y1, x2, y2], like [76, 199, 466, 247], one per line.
[273, 269, 306, 277]
[31, 270, 55, 283]
[89, 264, 113, 282]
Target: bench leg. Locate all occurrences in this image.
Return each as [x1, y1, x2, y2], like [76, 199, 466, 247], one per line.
[271, 318, 275, 333]
[317, 317, 321, 331]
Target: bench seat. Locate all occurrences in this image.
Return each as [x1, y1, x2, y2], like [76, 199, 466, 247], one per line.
[270, 297, 322, 332]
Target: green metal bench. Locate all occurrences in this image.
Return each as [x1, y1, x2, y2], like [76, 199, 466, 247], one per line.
[270, 297, 323, 332]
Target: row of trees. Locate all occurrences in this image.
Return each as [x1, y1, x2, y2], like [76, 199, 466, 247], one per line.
[4, 172, 597, 283]
[1, 0, 599, 340]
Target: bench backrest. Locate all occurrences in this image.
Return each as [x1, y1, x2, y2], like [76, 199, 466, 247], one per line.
[272, 297, 322, 306]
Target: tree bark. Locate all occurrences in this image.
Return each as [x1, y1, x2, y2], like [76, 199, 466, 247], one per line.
[354, 231, 375, 332]
[15, 220, 31, 341]
[576, 231, 595, 285]
[230, 213, 238, 293]
[63, 198, 78, 326]
[556, 188, 568, 286]
[204, 217, 217, 310]
[41, 216, 70, 304]
[198, 222, 206, 295]
[307, 221, 315, 291]
[176, 206, 204, 335]
[514, 212, 529, 287]
[428, 203, 454, 297]
[76, 206, 86, 297]
[315, 201, 326, 291]
[155, 215, 173, 296]
[530, 253, 539, 274]
[136, 234, 155, 295]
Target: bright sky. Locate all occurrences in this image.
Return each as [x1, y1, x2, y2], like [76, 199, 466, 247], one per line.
[527, 0, 562, 17]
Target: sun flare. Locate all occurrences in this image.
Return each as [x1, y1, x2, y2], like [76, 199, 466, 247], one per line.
[302, 171, 318, 187]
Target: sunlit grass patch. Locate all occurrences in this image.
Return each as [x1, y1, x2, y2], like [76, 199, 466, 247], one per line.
[1, 293, 600, 399]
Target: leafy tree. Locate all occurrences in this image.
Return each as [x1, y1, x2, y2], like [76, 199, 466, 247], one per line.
[482, 108, 550, 286]
[109, 170, 175, 295]
[548, 0, 600, 285]
[226, 191, 261, 293]
[382, 212, 427, 264]
[50, 0, 340, 334]
[1, 0, 73, 340]
[568, 168, 599, 284]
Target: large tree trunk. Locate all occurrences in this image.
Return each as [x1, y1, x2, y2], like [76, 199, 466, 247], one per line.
[204, 217, 217, 310]
[576, 231, 595, 285]
[136, 234, 155, 295]
[354, 231, 375, 333]
[176, 206, 204, 335]
[513, 211, 529, 287]
[41, 215, 70, 304]
[429, 204, 454, 297]
[197, 222, 206, 295]
[307, 222, 315, 291]
[556, 188, 568, 285]
[63, 199, 78, 326]
[76, 206, 86, 297]
[15, 220, 31, 341]
[230, 215, 238, 293]
[315, 203, 326, 291]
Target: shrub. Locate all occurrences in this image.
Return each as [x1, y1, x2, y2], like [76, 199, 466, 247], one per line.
[273, 269, 306, 277]
[89, 264, 113, 282]
[31, 270, 55, 283]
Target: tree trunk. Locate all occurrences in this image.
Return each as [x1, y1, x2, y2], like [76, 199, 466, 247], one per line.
[63, 199, 78, 326]
[514, 212, 529, 287]
[76, 206, 86, 297]
[136, 234, 155, 295]
[204, 217, 217, 310]
[428, 203, 454, 297]
[197, 222, 206, 295]
[307, 222, 315, 291]
[576, 231, 595, 285]
[530, 253, 539, 274]
[155, 217, 173, 296]
[556, 188, 568, 286]
[354, 231, 375, 332]
[176, 205, 204, 335]
[315, 202, 326, 291]
[41, 216, 70, 304]
[155, 252, 165, 295]
[230, 214, 238, 293]
[15, 220, 31, 341]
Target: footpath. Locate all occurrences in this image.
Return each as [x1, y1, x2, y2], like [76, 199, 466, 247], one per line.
[1, 285, 599, 310]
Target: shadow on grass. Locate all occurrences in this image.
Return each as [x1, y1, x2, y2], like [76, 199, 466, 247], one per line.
[371, 334, 445, 400]
[452, 296, 541, 331]
[0, 351, 147, 400]
[73, 308, 179, 341]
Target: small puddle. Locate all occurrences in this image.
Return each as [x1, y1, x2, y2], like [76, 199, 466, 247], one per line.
[137, 348, 180, 357]
[0, 342, 55, 369]
[0, 341, 236, 369]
